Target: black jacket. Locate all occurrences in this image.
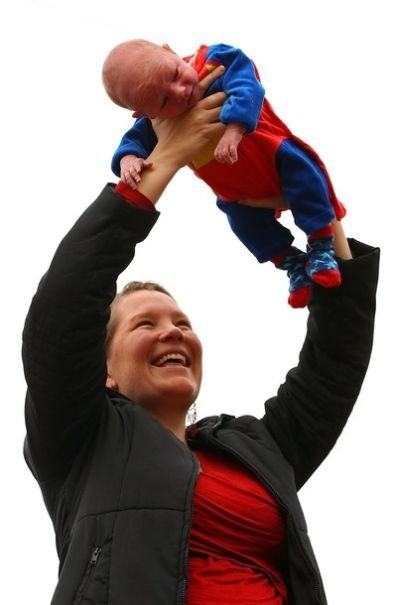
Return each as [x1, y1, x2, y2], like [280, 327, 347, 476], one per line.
[23, 184, 379, 604]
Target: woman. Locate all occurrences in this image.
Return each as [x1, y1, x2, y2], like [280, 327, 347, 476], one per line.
[23, 67, 379, 604]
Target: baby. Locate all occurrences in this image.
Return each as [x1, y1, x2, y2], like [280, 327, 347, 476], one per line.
[103, 39, 346, 308]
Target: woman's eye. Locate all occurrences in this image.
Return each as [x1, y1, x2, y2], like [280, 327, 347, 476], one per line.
[136, 320, 153, 328]
[177, 320, 191, 330]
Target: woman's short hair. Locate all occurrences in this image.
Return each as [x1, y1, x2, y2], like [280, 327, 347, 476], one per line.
[118, 280, 172, 298]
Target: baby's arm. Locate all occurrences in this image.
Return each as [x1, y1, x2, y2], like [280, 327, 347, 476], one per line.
[111, 117, 158, 187]
[205, 45, 265, 164]
[214, 123, 246, 164]
[206, 45, 265, 129]
[120, 155, 153, 189]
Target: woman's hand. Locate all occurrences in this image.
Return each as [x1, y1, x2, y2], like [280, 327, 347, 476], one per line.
[151, 91, 226, 169]
[135, 66, 226, 203]
[151, 65, 226, 169]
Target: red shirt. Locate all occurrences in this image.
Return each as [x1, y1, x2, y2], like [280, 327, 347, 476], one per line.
[186, 450, 288, 604]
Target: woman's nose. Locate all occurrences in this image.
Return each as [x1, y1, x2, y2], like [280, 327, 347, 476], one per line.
[159, 323, 184, 341]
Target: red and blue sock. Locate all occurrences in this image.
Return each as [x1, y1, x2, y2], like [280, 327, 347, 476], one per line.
[306, 225, 341, 287]
[272, 246, 312, 308]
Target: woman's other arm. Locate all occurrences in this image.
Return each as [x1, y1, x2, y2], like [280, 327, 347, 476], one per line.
[263, 223, 379, 489]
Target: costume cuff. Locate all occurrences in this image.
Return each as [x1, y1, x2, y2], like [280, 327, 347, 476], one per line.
[114, 181, 155, 211]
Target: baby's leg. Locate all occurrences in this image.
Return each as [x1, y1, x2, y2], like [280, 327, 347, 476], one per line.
[276, 140, 341, 287]
[216, 198, 293, 261]
[215, 199, 311, 307]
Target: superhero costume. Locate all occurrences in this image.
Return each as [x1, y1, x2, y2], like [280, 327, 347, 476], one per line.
[111, 44, 346, 301]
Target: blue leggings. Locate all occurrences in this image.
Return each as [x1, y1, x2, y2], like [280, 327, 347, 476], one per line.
[216, 140, 335, 263]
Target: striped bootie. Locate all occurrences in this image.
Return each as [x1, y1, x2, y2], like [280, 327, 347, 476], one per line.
[273, 246, 312, 308]
[306, 226, 341, 288]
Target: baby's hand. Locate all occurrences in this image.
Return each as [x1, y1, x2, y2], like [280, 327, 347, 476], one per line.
[214, 123, 246, 164]
[120, 155, 153, 189]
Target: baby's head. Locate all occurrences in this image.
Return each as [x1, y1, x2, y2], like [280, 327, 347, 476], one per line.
[102, 39, 200, 118]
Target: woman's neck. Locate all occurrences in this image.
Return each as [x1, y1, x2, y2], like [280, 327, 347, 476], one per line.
[149, 407, 188, 443]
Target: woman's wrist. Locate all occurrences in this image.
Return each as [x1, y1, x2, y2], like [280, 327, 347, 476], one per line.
[149, 145, 185, 173]
[135, 147, 182, 204]
[332, 219, 353, 260]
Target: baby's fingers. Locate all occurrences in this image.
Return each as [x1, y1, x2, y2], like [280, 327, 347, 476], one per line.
[122, 170, 139, 189]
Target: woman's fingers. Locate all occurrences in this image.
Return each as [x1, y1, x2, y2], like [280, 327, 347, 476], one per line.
[152, 92, 225, 138]
[149, 85, 226, 170]
[198, 65, 225, 97]
[198, 91, 226, 114]
[134, 72, 227, 202]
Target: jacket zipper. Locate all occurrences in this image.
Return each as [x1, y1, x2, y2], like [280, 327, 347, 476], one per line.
[176, 547, 189, 605]
[72, 546, 102, 605]
[176, 453, 200, 605]
[205, 430, 326, 605]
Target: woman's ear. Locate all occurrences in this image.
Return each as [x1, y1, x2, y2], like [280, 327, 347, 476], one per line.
[106, 374, 118, 390]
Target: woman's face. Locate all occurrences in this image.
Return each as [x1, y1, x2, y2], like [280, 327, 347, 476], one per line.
[106, 290, 202, 413]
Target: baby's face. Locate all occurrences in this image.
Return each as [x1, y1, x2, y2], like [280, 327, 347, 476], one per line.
[137, 52, 200, 119]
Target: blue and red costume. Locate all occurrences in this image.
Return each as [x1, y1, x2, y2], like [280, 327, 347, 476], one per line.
[112, 44, 346, 304]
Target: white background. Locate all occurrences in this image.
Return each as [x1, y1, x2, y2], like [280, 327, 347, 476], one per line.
[1, 0, 399, 603]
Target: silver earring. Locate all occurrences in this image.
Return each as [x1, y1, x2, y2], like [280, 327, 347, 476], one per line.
[186, 402, 197, 425]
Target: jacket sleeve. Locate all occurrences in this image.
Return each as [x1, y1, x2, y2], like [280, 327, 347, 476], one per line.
[111, 117, 158, 176]
[22, 184, 159, 481]
[207, 44, 265, 133]
[263, 239, 380, 489]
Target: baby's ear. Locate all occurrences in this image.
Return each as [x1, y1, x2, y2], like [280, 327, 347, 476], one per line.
[162, 43, 174, 53]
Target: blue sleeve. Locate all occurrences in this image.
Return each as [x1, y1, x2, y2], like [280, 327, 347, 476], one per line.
[206, 44, 265, 133]
[111, 117, 158, 177]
